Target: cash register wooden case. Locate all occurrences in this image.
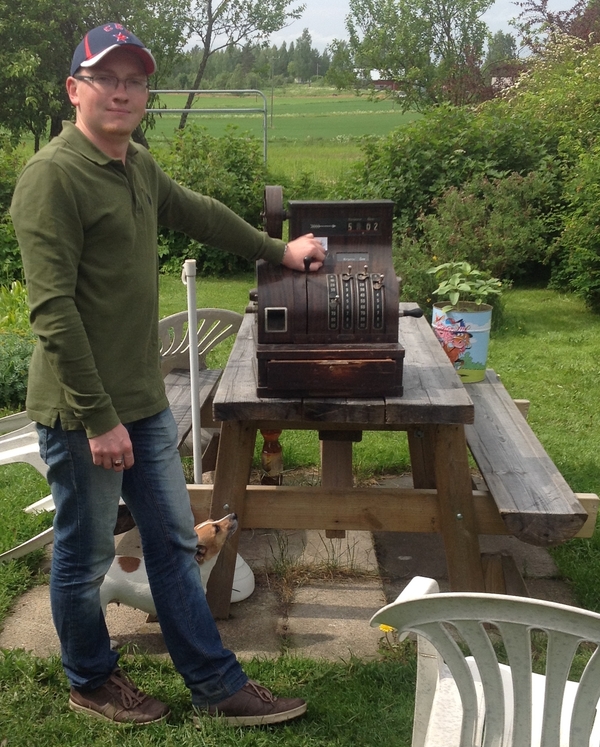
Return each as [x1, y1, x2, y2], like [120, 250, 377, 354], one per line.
[256, 187, 412, 397]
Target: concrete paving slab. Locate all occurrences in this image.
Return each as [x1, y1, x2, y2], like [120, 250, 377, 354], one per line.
[284, 580, 386, 660]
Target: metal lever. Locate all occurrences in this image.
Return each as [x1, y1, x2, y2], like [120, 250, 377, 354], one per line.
[303, 256, 312, 272]
[399, 307, 424, 318]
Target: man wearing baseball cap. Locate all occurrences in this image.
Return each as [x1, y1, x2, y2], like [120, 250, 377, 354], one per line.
[11, 22, 324, 728]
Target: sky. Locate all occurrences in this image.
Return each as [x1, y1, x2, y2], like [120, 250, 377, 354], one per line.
[268, 0, 577, 51]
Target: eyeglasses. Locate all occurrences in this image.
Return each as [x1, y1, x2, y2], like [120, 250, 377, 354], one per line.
[74, 74, 149, 94]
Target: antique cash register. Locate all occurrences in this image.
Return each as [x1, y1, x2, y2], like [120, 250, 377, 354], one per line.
[254, 186, 421, 398]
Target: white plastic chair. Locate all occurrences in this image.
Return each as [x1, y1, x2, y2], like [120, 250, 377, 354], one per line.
[158, 307, 242, 377]
[0, 419, 47, 477]
[370, 576, 600, 747]
[158, 308, 242, 461]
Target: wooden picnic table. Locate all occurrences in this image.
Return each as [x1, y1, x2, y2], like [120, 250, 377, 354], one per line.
[186, 303, 592, 619]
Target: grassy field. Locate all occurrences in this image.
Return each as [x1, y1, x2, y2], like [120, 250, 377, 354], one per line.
[147, 89, 416, 142]
[146, 87, 418, 183]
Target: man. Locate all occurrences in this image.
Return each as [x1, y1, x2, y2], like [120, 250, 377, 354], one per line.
[10, 23, 325, 727]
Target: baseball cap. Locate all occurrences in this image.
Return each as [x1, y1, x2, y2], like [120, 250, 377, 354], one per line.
[70, 23, 156, 76]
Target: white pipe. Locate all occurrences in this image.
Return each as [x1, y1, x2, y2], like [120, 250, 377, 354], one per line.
[182, 260, 202, 484]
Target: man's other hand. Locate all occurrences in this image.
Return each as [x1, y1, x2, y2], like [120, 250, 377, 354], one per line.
[281, 233, 326, 272]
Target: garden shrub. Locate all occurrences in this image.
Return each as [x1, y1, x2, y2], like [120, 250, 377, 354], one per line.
[337, 103, 554, 233]
[0, 281, 34, 410]
[392, 234, 438, 312]
[413, 169, 563, 279]
[339, 34, 600, 313]
[155, 124, 268, 275]
[550, 143, 600, 312]
[0, 332, 33, 410]
[0, 137, 27, 284]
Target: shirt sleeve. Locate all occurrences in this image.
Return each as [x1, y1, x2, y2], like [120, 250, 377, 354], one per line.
[10, 158, 120, 437]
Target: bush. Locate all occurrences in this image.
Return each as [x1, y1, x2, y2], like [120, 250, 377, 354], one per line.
[338, 102, 554, 233]
[0, 332, 33, 410]
[414, 169, 562, 279]
[155, 124, 268, 275]
[0, 281, 34, 410]
[551, 144, 600, 311]
[0, 138, 27, 284]
[341, 35, 600, 312]
[0, 216, 22, 285]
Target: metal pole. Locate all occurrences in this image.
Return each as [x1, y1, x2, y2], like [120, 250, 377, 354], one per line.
[182, 260, 203, 484]
[147, 89, 268, 162]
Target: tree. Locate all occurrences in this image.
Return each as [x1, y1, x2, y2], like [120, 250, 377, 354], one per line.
[177, 0, 305, 128]
[0, 0, 188, 149]
[485, 30, 518, 68]
[515, 0, 600, 50]
[344, 0, 493, 108]
[325, 40, 359, 89]
[293, 28, 317, 81]
[483, 30, 523, 88]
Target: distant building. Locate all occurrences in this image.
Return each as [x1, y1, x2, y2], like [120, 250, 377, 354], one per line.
[372, 79, 399, 91]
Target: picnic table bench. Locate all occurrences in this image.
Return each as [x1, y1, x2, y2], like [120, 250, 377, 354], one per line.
[464, 369, 596, 547]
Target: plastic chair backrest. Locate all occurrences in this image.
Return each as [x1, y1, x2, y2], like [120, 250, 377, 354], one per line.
[371, 582, 600, 747]
[158, 308, 243, 376]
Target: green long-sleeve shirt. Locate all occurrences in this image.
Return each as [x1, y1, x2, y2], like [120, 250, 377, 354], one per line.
[11, 122, 284, 438]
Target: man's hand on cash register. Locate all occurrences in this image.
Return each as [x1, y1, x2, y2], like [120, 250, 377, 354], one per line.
[281, 233, 326, 272]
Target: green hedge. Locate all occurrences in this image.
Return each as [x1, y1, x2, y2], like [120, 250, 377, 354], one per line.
[0, 281, 34, 410]
[154, 124, 268, 275]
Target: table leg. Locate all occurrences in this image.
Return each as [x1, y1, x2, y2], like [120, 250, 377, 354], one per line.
[205, 420, 257, 618]
[407, 426, 436, 489]
[432, 424, 485, 591]
[320, 438, 354, 538]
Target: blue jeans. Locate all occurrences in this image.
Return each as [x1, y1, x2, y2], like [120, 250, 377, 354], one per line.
[37, 408, 247, 706]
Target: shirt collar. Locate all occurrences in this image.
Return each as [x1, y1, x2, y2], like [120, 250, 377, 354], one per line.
[60, 121, 139, 165]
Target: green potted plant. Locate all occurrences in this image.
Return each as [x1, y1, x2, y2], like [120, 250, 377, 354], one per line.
[428, 261, 503, 382]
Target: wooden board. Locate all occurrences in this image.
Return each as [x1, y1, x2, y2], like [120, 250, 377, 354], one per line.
[212, 304, 474, 426]
[465, 369, 588, 546]
[164, 368, 222, 448]
[189, 485, 597, 538]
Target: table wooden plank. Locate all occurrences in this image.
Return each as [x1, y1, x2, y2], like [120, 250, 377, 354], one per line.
[205, 419, 257, 619]
[213, 305, 474, 426]
[385, 304, 474, 425]
[190, 485, 597, 538]
[433, 423, 485, 591]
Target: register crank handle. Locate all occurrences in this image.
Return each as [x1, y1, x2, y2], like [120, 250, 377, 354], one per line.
[399, 307, 424, 318]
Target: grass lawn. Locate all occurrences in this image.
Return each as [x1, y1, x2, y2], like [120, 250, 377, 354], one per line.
[1, 283, 600, 744]
[0, 649, 416, 746]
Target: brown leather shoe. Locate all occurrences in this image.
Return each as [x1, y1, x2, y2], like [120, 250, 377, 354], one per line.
[69, 668, 170, 724]
[193, 680, 307, 726]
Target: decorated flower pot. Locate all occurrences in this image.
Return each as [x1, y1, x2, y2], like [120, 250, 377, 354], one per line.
[431, 302, 492, 383]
